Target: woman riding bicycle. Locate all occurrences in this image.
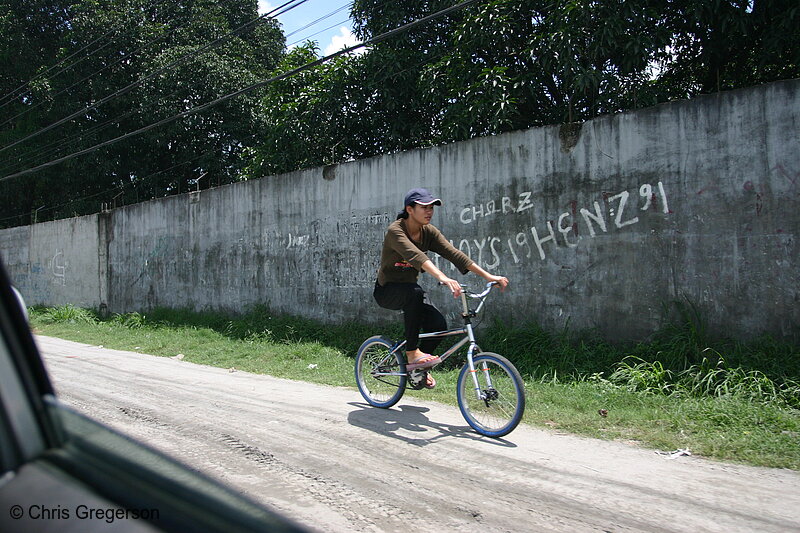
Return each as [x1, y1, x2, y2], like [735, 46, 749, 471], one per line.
[373, 188, 509, 389]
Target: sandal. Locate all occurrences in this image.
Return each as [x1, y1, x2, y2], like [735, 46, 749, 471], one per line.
[424, 373, 436, 389]
[406, 354, 441, 370]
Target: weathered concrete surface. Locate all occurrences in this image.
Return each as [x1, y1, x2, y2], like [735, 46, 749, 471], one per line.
[1, 215, 102, 308]
[2, 80, 798, 341]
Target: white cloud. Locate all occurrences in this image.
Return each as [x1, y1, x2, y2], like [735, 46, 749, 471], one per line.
[257, 1, 274, 15]
[323, 26, 364, 56]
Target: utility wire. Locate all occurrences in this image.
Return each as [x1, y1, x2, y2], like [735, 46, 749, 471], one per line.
[0, 26, 119, 110]
[0, 147, 214, 225]
[0, 0, 303, 152]
[0, 153, 205, 225]
[0, 14, 120, 109]
[0, 0, 483, 183]
[287, 19, 352, 49]
[2, 93, 165, 176]
[0, 72, 204, 175]
[272, 0, 312, 17]
[0, 0, 309, 155]
[285, 3, 351, 39]
[3, 1, 358, 173]
[0, 112, 136, 176]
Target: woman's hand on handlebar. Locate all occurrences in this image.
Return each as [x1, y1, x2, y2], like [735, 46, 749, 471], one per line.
[438, 277, 463, 298]
[467, 264, 508, 292]
[422, 260, 463, 297]
[486, 274, 509, 291]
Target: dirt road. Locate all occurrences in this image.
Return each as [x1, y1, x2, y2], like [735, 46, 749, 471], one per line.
[36, 335, 800, 532]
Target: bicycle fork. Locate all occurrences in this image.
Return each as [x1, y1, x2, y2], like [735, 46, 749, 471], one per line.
[464, 322, 494, 402]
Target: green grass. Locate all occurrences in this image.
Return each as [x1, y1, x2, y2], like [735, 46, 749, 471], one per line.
[29, 304, 800, 470]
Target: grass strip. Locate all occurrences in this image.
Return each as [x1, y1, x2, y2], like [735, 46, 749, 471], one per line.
[29, 304, 800, 470]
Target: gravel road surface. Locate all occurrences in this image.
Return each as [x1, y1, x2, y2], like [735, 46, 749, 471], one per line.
[37, 335, 800, 532]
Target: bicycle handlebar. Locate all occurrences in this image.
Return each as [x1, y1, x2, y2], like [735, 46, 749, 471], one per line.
[472, 281, 498, 298]
[435, 280, 501, 319]
[437, 280, 498, 298]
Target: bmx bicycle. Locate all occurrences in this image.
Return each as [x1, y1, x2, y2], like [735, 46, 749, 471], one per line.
[355, 281, 525, 438]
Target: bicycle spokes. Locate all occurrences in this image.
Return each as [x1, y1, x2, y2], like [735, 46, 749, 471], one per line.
[457, 353, 525, 438]
[355, 337, 406, 408]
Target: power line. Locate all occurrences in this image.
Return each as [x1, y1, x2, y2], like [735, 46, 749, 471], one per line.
[287, 18, 352, 49]
[0, 12, 119, 109]
[272, 0, 312, 18]
[0, 147, 214, 226]
[1, 0, 348, 173]
[285, 2, 351, 39]
[0, 25, 119, 110]
[0, 136, 229, 225]
[1, 90, 173, 176]
[0, 0, 304, 153]
[0, 0, 483, 183]
[0, 72, 207, 176]
[0, 0, 309, 155]
[0, 112, 135, 176]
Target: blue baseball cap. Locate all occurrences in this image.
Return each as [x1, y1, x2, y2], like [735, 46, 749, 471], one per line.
[404, 188, 442, 207]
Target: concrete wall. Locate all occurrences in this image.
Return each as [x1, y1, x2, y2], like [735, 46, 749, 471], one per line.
[2, 80, 798, 341]
[1, 215, 103, 309]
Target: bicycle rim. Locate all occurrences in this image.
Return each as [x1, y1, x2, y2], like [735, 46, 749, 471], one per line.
[355, 337, 406, 408]
[457, 353, 525, 438]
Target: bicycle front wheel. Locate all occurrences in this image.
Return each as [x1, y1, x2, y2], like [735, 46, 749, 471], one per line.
[457, 352, 525, 438]
[355, 336, 406, 408]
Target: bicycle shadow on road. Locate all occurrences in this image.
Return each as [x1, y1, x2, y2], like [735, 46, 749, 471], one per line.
[347, 402, 517, 448]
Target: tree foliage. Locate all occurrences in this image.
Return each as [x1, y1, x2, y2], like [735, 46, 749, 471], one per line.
[0, 0, 282, 227]
[1, 0, 798, 225]
[244, 0, 798, 180]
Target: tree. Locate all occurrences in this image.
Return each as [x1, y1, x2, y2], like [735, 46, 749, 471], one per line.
[419, 0, 674, 141]
[245, 0, 480, 181]
[655, 0, 800, 96]
[3, 0, 798, 226]
[247, 0, 798, 173]
[349, 0, 470, 151]
[0, 0, 284, 227]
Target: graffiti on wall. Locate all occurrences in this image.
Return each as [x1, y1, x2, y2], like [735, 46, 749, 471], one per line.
[49, 249, 67, 286]
[130, 236, 169, 286]
[442, 181, 671, 268]
[286, 233, 310, 248]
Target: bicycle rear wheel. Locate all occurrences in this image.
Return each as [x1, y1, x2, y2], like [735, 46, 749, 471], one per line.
[355, 336, 406, 408]
[457, 352, 525, 438]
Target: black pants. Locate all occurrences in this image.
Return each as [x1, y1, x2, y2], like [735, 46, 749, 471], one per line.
[373, 282, 446, 353]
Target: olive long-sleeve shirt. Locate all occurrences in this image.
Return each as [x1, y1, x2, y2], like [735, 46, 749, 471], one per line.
[376, 219, 474, 285]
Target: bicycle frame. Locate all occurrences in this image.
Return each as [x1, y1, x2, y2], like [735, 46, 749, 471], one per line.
[372, 282, 498, 397]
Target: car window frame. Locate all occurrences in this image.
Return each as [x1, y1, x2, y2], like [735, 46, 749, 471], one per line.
[0, 266, 55, 472]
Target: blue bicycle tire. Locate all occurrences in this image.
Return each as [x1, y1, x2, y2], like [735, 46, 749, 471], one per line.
[456, 352, 525, 438]
[355, 336, 406, 408]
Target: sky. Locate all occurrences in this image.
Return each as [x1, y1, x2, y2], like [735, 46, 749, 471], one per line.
[257, 1, 363, 56]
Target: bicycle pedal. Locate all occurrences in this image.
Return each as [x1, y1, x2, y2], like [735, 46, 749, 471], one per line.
[408, 369, 427, 390]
